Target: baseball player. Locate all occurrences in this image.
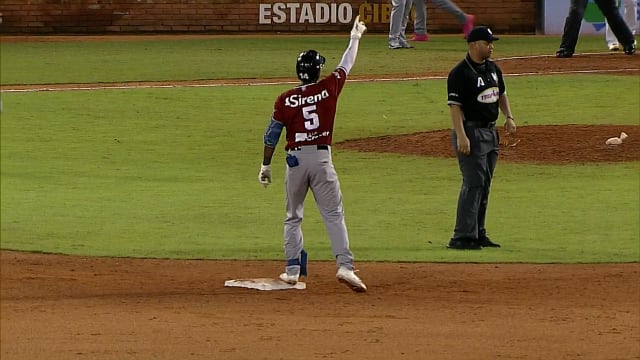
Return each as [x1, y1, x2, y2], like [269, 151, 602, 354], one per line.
[410, 0, 475, 41]
[258, 16, 368, 292]
[605, 0, 638, 51]
[556, 0, 636, 57]
[389, 0, 415, 48]
[446, 26, 516, 250]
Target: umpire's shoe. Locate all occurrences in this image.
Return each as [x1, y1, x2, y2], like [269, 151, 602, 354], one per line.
[555, 48, 574, 58]
[624, 42, 636, 55]
[478, 235, 501, 248]
[447, 238, 482, 250]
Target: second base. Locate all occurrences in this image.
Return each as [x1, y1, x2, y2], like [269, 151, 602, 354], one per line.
[224, 278, 306, 291]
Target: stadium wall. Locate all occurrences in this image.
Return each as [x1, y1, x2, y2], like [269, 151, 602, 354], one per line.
[0, 0, 536, 35]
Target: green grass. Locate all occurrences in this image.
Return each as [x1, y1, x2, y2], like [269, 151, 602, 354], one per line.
[0, 34, 617, 85]
[1, 70, 639, 262]
[341, 156, 639, 263]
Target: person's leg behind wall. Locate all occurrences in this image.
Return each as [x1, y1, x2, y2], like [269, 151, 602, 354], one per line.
[411, 0, 429, 41]
[399, 0, 415, 47]
[389, 0, 408, 48]
[431, 0, 474, 37]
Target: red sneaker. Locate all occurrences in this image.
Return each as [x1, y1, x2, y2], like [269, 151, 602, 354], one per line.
[462, 14, 475, 38]
[411, 33, 430, 41]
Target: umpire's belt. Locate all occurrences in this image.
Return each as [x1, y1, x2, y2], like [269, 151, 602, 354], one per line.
[465, 121, 496, 129]
[289, 144, 330, 151]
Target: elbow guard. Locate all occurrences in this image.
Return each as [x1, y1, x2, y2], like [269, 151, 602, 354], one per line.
[263, 118, 284, 147]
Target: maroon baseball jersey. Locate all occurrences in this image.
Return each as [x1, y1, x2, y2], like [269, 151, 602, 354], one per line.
[273, 67, 348, 150]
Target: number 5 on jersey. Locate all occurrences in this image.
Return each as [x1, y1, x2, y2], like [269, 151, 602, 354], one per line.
[303, 105, 319, 130]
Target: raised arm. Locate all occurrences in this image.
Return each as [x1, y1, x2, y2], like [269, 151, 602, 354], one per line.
[337, 16, 367, 75]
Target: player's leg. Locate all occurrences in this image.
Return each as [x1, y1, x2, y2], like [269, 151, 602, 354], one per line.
[399, 0, 415, 47]
[622, 0, 638, 35]
[605, 0, 635, 50]
[309, 155, 354, 269]
[557, 0, 589, 57]
[432, 0, 466, 23]
[594, 0, 636, 53]
[310, 152, 366, 292]
[281, 161, 310, 283]
[431, 0, 474, 37]
[412, 0, 429, 40]
[389, 0, 409, 48]
[605, 19, 620, 50]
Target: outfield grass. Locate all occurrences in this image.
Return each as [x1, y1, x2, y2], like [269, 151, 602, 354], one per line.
[0, 34, 617, 84]
[1, 63, 638, 263]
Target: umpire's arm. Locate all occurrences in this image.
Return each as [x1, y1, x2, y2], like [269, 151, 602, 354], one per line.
[498, 94, 516, 135]
[449, 104, 470, 155]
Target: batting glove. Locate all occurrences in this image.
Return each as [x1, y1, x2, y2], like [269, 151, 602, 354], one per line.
[350, 15, 367, 39]
[258, 164, 272, 188]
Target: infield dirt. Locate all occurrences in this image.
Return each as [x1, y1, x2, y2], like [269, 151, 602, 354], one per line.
[1, 38, 639, 360]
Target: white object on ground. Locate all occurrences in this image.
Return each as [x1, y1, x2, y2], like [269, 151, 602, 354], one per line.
[224, 278, 306, 291]
[605, 132, 629, 145]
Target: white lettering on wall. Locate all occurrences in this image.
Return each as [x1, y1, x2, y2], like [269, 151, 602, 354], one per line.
[273, 3, 287, 24]
[259, 2, 353, 24]
[337, 3, 351, 23]
[299, 3, 314, 23]
[315, 4, 329, 23]
[258, 4, 270, 24]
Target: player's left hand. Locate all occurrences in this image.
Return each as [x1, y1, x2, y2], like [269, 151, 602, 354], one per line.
[258, 164, 272, 188]
[350, 16, 367, 39]
[504, 117, 516, 135]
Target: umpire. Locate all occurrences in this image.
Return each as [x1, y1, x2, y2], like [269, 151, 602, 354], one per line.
[446, 26, 516, 250]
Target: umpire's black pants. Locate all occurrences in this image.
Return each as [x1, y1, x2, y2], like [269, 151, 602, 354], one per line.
[560, 0, 635, 52]
[594, 0, 635, 47]
[559, 0, 588, 52]
[451, 125, 499, 240]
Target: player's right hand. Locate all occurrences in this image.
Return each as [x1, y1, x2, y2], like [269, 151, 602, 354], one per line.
[258, 164, 272, 188]
[350, 16, 367, 39]
[457, 135, 471, 156]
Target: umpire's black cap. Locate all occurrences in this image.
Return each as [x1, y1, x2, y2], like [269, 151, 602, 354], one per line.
[466, 26, 500, 43]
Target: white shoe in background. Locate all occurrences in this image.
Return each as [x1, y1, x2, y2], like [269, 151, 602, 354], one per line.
[388, 39, 402, 49]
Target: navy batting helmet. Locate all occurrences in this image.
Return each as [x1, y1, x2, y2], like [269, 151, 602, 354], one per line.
[296, 50, 325, 83]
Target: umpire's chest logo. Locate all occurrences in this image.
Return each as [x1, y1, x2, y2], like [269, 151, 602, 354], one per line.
[477, 87, 500, 103]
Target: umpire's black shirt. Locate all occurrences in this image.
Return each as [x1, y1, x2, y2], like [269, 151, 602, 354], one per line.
[447, 54, 505, 125]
